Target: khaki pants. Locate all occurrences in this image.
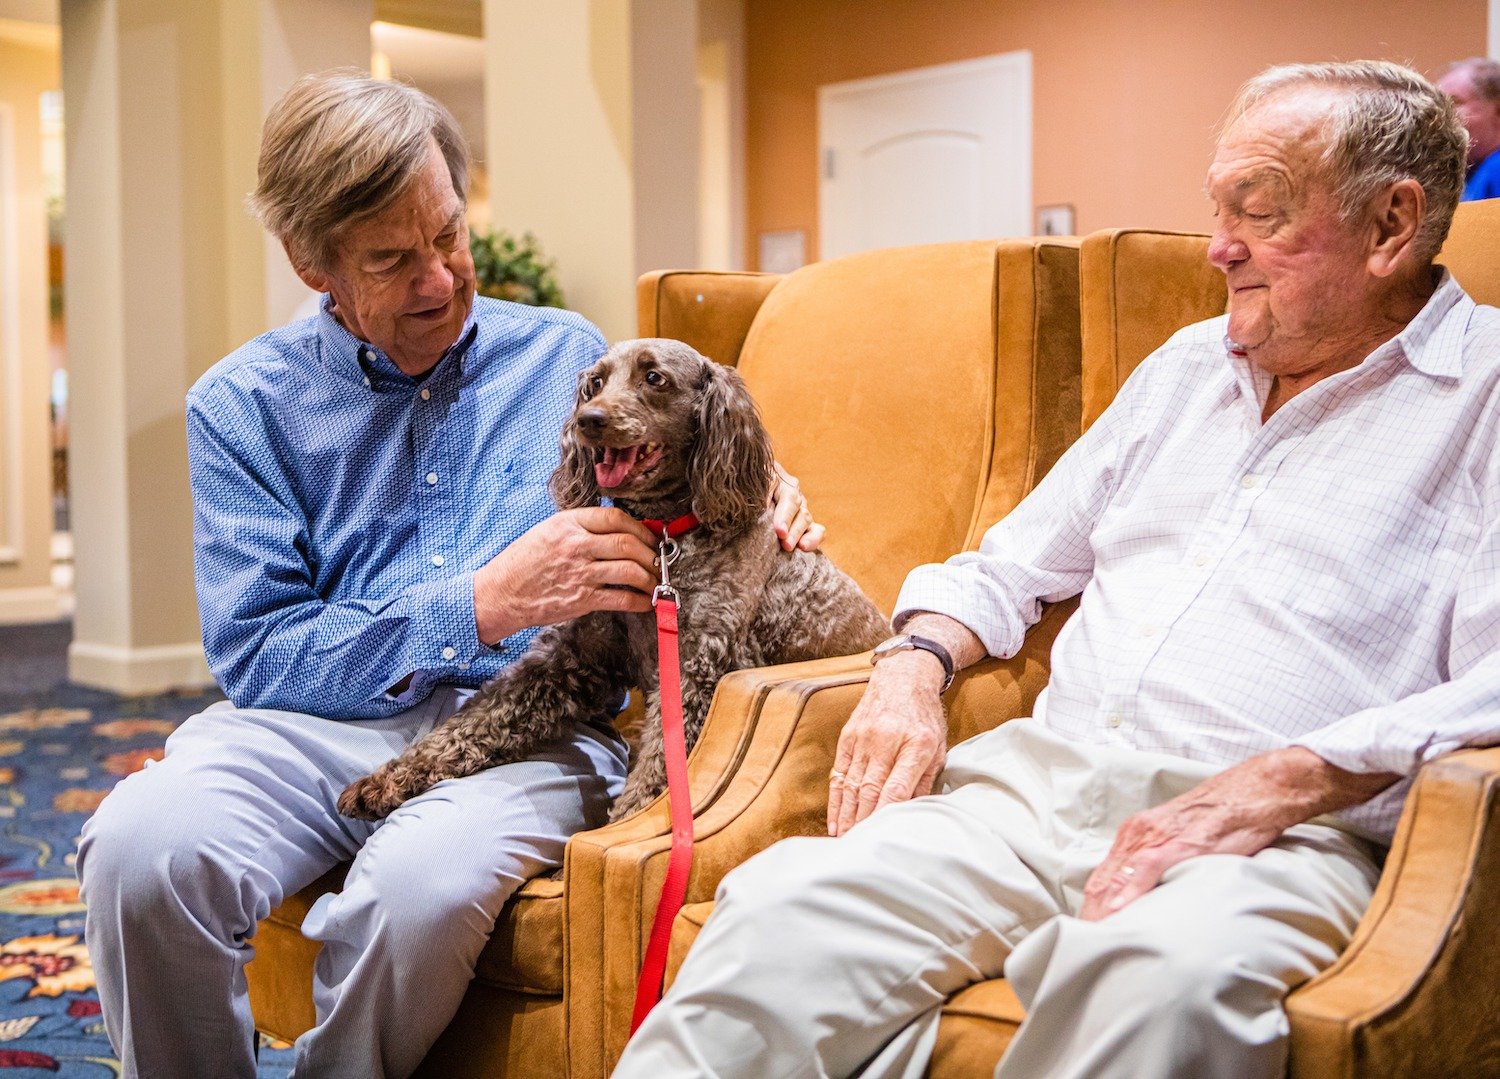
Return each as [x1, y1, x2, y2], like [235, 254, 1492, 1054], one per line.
[613, 718, 1382, 1079]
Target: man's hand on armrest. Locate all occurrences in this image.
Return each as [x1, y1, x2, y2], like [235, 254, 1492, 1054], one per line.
[1079, 746, 1400, 921]
[827, 613, 987, 837]
[473, 508, 658, 646]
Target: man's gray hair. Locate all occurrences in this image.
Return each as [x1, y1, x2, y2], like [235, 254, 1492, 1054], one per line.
[1227, 60, 1466, 263]
[251, 71, 469, 272]
[1448, 56, 1500, 103]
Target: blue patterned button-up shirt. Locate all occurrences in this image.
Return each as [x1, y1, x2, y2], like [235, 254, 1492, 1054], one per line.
[187, 295, 605, 719]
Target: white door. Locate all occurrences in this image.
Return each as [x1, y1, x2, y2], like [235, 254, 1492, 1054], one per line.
[819, 52, 1031, 260]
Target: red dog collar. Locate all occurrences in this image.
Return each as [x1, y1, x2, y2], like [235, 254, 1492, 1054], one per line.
[641, 513, 701, 539]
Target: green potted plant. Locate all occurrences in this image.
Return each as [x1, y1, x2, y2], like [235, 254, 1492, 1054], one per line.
[469, 228, 566, 308]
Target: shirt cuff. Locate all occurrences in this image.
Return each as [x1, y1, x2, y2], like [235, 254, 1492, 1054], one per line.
[893, 562, 1026, 659]
[1290, 706, 1462, 777]
[406, 572, 489, 673]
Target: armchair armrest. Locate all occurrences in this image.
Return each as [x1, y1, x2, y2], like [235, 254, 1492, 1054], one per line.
[635, 270, 781, 367]
[561, 599, 1077, 1076]
[1287, 746, 1500, 1078]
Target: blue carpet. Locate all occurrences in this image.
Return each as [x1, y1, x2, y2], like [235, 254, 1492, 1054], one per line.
[0, 621, 293, 1076]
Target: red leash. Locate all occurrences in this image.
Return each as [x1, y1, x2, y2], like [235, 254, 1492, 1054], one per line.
[630, 514, 699, 1032]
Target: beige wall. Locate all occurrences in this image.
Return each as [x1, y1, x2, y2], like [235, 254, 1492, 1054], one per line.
[0, 29, 59, 622]
[745, 0, 1488, 266]
[483, 0, 702, 340]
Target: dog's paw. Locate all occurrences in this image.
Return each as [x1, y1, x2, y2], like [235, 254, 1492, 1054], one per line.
[337, 774, 401, 820]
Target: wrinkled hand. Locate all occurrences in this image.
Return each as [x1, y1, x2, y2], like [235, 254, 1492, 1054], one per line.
[474, 507, 658, 645]
[1078, 747, 1398, 920]
[770, 462, 824, 552]
[827, 651, 948, 836]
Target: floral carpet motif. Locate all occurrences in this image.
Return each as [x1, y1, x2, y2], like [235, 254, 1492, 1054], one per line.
[0, 634, 294, 1077]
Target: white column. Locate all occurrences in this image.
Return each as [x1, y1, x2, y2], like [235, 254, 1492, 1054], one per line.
[0, 27, 60, 624]
[482, 0, 700, 340]
[61, 0, 371, 694]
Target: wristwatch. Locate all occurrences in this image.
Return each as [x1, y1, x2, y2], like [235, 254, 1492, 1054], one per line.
[871, 634, 955, 692]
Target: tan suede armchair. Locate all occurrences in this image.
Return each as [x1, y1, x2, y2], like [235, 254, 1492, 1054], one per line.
[245, 237, 1086, 1077]
[662, 199, 1500, 1079]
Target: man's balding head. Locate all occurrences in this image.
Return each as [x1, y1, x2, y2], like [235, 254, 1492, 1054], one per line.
[1224, 61, 1465, 264]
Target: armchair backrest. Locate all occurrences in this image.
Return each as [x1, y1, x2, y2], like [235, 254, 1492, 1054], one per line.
[1078, 199, 1500, 426]
[732, 239, 1082, 612]
[1437, 197, 1500, 303]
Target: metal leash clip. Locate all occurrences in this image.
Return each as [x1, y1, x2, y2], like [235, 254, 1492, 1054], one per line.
[652, 537, 681, 607]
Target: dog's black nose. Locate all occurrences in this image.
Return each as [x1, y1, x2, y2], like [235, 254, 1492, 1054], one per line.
[576, 407, 609, 438]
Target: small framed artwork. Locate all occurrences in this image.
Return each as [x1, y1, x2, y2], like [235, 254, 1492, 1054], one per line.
[1035, 204, 1076, 237]
[758, 230, 807, 274]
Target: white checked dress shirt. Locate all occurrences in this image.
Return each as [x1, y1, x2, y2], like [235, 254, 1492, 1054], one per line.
[897, 273, 1500, 841]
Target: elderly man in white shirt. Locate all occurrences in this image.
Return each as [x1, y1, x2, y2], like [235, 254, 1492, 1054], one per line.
[612, 60, 1500, 1079]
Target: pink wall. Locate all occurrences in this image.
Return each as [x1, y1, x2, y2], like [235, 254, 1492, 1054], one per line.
[746, 0, 1487, 265]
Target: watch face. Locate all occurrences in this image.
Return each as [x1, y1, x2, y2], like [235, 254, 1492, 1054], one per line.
[873, 635, 913, 660]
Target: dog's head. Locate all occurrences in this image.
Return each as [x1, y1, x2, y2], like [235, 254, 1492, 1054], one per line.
[550, 338, 776, 530]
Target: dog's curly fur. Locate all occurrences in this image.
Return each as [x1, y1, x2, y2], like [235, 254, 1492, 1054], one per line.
[339, 339, 890, 822]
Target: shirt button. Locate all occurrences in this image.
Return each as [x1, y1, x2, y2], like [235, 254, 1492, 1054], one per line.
[1195, 553, 1210, 567]
[1240, 474, 1260, 489]
[1140, 624, 1159, 637]
[431, 554, 445, 567]
[426, 472, 439, 486]
[1107, 713, 1123, 728]
[442, 646, 457, 661]
[420, 388, 431, 401]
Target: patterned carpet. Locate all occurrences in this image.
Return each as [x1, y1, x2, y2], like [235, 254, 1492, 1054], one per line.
[0, 621, 293, 1076]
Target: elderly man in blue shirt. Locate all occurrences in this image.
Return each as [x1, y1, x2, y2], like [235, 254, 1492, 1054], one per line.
[76, 72, 814, 1078]
[1438, 57, 1500, 201]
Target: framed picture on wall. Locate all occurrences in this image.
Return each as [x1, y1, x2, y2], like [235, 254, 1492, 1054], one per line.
[1035, 204, 1076, 237]
[758, 230, 807, 273]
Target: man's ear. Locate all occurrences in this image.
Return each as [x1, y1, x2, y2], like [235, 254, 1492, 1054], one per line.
[283, 240, 330, 293]
[1366, 178, 1425, 279]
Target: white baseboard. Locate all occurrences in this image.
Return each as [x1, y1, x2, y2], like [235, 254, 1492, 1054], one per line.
[0, 585, 67, 625]
[68, 639, 216, 696]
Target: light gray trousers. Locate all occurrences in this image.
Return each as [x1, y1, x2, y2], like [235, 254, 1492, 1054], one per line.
[613, 718, 1382, 1079]
[77, 687, 628, 1079]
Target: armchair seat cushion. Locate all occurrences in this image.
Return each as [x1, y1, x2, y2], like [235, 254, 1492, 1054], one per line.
[478, 876, 566, 995]
[249, 871, 568, 1043]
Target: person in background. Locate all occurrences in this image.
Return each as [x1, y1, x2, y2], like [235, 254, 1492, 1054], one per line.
[1438, 57, 1500, 200]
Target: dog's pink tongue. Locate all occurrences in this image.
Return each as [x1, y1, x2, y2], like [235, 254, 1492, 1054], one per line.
[595, 445, 641, 488]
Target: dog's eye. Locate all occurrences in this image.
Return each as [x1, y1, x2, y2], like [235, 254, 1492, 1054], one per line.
[585, 375, 604, 398]
[644, 370, 666, 387]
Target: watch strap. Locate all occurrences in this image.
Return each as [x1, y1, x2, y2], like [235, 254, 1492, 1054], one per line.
[873, 633, 955, 691]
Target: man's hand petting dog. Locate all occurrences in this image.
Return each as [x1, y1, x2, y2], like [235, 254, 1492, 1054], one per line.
[772, 462, 823, 553]
[472, 508, 658, 646]
[473, 470, 820, 648]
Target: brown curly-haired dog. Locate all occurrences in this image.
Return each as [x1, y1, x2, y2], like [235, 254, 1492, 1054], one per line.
[338, 339, 890, 822]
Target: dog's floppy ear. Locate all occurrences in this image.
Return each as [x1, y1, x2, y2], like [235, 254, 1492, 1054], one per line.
[690, 359, 776, 529]
[549, 371, 602, 510]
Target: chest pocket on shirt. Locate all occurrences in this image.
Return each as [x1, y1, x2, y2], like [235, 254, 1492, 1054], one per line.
[1248, 484, 1450, 650]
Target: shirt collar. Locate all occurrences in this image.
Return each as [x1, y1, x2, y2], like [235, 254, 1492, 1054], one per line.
[1392, 269, 1469, 379]
[314, 294, 480, 391]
